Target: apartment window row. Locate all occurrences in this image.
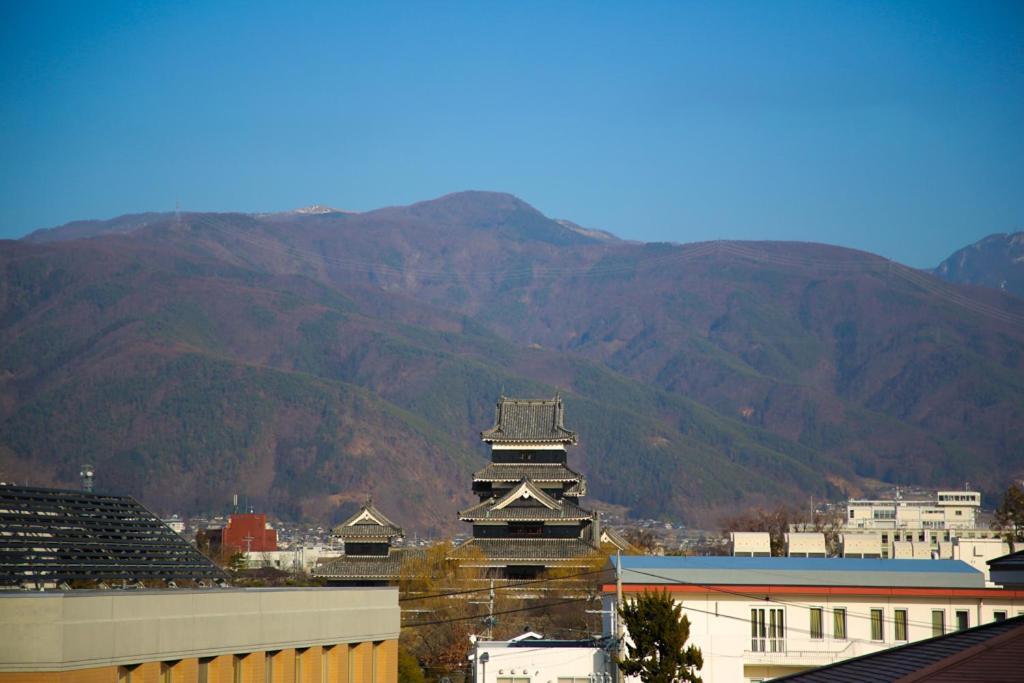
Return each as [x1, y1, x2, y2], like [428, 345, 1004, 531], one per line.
[804, 606, 997, 644]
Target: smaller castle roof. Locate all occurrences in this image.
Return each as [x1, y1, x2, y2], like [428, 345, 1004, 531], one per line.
[332, 500, 402, 540]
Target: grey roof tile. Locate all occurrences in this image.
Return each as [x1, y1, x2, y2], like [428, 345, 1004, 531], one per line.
[452, 538, 600, 562]
[481, 396, 577, 444]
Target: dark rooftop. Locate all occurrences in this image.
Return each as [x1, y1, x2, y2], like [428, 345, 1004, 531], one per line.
[453, 538, 599, 563]
[481, 396, 577, 445]
[460, 479, 593, 521]
[473, 462, 583, 483]
[776, 614, 1024, 682]
[0, 484, 226, 587]
[313, 547, 423, 580]
[331, 501, 402, 540]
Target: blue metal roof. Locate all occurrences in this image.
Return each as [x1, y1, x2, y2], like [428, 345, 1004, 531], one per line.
[611, 555, 985, 589]
[616, 555, 979, 574]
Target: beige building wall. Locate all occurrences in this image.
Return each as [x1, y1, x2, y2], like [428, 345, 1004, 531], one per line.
[0, 587, 399, 683]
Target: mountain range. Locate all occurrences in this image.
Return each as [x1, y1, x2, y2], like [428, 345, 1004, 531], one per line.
[2, 191, 1023, 532]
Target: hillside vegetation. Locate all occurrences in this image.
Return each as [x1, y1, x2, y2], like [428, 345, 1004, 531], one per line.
[3, 192, 1023, 528]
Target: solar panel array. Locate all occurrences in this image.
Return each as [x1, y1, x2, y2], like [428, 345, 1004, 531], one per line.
[0, 484, 226, 587]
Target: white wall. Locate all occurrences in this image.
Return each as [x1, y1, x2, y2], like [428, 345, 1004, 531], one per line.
[474, 642, 611, 683]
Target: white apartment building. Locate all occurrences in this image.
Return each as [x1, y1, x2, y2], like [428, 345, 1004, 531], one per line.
[605, 555, 1024, 683]
[843, 490, 1004, 560]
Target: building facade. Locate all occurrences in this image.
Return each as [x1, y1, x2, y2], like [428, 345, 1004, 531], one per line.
[0, 586, 400, 682]
[221, 512, 278, 554]
[604, 556, 1024, 683]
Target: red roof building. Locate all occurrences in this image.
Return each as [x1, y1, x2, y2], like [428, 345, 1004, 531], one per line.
[222, 513, 277, 553]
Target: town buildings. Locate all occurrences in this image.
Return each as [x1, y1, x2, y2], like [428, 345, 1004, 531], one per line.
[842, 490, 1004, 559]
[453, 395, 619, 579]
[604, 555, 1024, 683]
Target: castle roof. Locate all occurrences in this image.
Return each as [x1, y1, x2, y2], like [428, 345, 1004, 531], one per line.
[452, 538, 600, 564]
[481, 396, 577, 445]
[313, 547, 423, 581]
[459, 479, 592, 522]
[332, 501, 402, 541]
[473, 463, 583, 484]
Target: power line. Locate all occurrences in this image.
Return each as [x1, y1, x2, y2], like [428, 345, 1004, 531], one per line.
[400, 566, 608, 603]
[402, 595, 591, 629]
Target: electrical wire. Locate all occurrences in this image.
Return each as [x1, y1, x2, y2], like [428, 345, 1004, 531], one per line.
[399, 566, 608, 603]
[401, 595, 591, 629]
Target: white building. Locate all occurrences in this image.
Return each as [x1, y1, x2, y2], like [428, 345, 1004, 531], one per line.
[243, 545, 342, 572]
[846, 490, 981, 531]
[472, 632, 612, 683]
[605, 555, 1024, 683]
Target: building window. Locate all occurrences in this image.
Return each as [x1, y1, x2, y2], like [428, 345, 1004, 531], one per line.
[849, 509, 855, 519]
[932, 610, 945, 636]
[870, 608, 884, 641]
[895, 609, 908, 641]
[557, 679, 592, 683]
[956, 610, 969, 631]
[751, 607, 785, 652]
[994, 611, 1007, 622]
[810, 607, 823, 640]
[833, 608, 847, 640]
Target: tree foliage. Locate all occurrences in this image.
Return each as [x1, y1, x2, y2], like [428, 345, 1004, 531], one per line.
[993, 482, 1024, 548]
[398, 646, 426, 683]
[618, 590, 703, 683]
[720, 504, 843, 556]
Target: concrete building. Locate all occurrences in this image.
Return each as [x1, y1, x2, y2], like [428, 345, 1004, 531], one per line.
[604, 555, 1024, 683]
[846, 491, 982, 531]
[0, 586, 400, 682]
[472, 632, 613, 683]
[730, 532, 771, 557]
[842, 490, 1006, 562]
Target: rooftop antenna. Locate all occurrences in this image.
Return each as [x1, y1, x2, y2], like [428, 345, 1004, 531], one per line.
[80, 464, 94, 493]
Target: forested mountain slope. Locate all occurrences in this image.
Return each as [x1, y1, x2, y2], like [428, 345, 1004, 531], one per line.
[3, 192, 1022, 528]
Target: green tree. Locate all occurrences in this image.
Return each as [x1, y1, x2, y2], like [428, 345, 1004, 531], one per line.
[993, 482, 1024, 548]
[398, 646, 425, 683]
[618, 590, 703, 683]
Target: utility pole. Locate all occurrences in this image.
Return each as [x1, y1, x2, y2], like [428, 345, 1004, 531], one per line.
[615, 549, 623, 683]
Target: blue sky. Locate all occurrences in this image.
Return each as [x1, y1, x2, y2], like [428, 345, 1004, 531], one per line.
[1, 1, 1021, 267]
